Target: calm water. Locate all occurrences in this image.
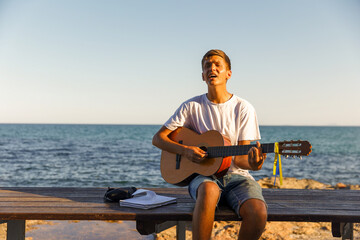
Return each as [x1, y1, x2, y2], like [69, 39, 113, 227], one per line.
[0, 124, 359, 187]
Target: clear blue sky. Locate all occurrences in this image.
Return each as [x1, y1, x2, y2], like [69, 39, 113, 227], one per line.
[0, 0, 359, 126]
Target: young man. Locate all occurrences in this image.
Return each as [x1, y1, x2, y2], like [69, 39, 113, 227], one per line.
[152, 49, 267, 240]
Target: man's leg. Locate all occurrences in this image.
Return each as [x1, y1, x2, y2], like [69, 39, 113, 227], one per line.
[238, 199, 267, 240]
[192, 181, 220, 240]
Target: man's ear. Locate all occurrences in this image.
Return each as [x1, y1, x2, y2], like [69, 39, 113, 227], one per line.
[226, 70, 232, 81]
[202, 72, 206, 81]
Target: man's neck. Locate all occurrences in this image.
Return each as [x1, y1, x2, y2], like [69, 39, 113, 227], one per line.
[206, 87, 233, 104]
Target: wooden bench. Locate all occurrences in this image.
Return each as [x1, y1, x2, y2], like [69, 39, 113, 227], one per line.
[0, 187, 359, 240]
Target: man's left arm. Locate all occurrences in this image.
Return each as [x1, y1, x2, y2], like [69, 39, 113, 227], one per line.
[233, 140, 266, 171]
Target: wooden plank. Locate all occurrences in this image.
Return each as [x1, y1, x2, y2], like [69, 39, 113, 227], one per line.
[3, 207, 357, 223]
[0, 203, 357, 218]
[0, 187, 359, 223]
[1, 187, 357, 202]
[0, 202, 111, 207]
[0, 187, 189, 197]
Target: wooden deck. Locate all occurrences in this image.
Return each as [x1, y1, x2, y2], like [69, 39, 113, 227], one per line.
[0, 187, 359, 239]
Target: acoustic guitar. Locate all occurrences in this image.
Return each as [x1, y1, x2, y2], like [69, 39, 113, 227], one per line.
[160, 127, 312, 186]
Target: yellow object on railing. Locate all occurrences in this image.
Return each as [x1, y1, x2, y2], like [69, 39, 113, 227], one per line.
[273, 142, 283, 185]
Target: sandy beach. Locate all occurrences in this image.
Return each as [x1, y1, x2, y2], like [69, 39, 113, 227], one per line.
[1, 177, 359, 240]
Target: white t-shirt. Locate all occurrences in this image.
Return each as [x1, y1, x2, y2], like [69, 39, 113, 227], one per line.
[164, 94, 261, 178]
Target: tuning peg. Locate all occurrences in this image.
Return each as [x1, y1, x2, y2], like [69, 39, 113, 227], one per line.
[286, 155, 289, 159]
[299, 156, 302, 160]
[292, 155, 296, 159]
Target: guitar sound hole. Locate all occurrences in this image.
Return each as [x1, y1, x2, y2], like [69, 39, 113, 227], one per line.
[200, 146, 208, 152]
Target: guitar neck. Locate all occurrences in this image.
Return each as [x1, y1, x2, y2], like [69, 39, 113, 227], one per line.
[207, 143, 275, 158]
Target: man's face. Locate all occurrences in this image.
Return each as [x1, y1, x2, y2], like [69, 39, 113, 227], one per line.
[202, 55, 232, 86]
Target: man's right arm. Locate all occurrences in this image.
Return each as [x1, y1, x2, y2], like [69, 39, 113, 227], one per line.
[152, 126, 207, 163]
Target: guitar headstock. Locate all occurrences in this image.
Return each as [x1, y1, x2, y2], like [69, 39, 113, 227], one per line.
[277, 140, 312, 157]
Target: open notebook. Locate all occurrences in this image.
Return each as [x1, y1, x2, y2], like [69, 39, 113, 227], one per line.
[119, 189, 177, 209]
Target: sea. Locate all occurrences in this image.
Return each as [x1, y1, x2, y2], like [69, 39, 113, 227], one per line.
[0, 124, 359, 188]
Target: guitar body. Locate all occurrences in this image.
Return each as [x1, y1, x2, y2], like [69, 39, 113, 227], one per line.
[160, 128, 312, 186]
[160, 127, 232, 186]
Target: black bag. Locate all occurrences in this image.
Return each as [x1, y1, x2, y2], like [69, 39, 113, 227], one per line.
[104, 187, 137, 202]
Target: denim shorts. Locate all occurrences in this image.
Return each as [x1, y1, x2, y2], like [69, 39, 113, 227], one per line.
[188, 174, 266, 218]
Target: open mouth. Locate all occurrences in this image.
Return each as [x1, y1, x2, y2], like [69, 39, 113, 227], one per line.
[209, 74, 217, 79]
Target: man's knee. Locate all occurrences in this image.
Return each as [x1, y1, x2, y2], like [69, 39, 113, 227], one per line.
[240, 199, 267, 224]
[238, 199, 267, 239]
[197, 181, 220, 200]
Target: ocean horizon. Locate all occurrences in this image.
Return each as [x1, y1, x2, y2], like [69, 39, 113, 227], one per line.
[0, 124, 359, 188]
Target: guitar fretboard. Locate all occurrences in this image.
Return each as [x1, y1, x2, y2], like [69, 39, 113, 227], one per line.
[207, 143, 275, 158]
